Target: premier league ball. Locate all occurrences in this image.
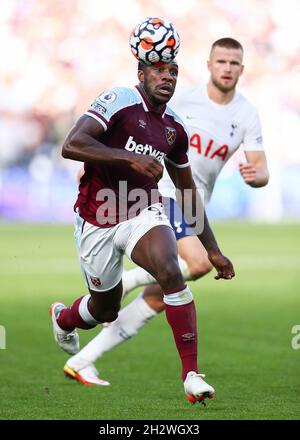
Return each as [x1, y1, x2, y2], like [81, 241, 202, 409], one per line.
[129, 17, 180, 65]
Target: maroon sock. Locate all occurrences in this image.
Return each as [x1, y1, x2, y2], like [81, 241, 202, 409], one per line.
[57, 296, 96, 331]
[164, 300, 198, 381]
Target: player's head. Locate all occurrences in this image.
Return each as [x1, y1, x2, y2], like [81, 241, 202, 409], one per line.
[137, 60, 178, 107]
[208, 37, 244, 93]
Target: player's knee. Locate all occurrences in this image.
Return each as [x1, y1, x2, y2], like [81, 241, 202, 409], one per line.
[155, 260, 183, 288]
[144, 295, 165, 313]
[189, 258, 213, 279]
[154, 298, 165, 313]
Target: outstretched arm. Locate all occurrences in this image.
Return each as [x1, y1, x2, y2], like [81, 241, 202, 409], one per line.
[165, 161, 235, 280]
[239, 151, 269, 187]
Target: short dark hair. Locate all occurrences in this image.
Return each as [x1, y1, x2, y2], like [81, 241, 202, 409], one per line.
[210, 37, 243, 55]
[137, 59, 178, 71]
[138, 61, 147, 71]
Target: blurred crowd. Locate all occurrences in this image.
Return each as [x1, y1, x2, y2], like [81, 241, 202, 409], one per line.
[0, 0, 300, 221]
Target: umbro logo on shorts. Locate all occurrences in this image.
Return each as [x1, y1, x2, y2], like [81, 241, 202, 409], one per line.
[148, 206, 163, 220]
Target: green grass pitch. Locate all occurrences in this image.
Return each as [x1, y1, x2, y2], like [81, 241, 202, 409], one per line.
[0, 222, 299, 420]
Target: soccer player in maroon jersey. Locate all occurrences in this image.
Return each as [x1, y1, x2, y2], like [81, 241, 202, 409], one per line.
[50, 60, 235, 404]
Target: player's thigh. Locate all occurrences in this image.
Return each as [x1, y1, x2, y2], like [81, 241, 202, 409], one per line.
[118, 203, 183, 289]
[131, 224, 177, 268]
[131, 225, 183, 290]
[121, 203, 177, 272]
[79, 221, 124, 293]
[164, 198, 212, 277]
[177, 235, 212, 277]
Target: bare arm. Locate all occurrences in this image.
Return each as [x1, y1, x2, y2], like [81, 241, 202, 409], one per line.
[239, 151, 269, 187]
[62, 115, 163, 180]
[165, 161, 235, 280]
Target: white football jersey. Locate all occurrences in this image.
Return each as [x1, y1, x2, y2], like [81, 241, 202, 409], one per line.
[159, 84, 264, 204]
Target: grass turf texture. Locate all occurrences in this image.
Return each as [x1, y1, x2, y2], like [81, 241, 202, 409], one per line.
[0, 222, 299, 420]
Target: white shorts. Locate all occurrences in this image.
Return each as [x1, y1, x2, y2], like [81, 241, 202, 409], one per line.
[74, 203, 173, 292]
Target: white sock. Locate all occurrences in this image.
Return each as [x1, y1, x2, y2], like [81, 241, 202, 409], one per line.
[122, 268, 155, 296]
[67, 294, 157, 371]
[122, 256, 192, 297]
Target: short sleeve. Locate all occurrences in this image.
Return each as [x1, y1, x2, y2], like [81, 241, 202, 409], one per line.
[243, 109, 264, 151]
[85, 88, 135, 132]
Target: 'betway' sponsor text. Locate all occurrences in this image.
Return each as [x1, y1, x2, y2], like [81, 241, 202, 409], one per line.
[124, 136, 165, 162]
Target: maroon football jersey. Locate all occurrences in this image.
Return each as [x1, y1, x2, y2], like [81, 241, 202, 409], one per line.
[74, 85, 189, 227]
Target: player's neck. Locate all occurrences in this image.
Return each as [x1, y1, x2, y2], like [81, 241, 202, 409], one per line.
[138, 84, 166, 113]
[206, 81, 235, 105]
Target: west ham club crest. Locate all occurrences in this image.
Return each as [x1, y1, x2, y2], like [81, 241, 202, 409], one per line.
[165, 127, 176, 145]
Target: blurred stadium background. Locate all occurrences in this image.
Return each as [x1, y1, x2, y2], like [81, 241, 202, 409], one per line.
[1, 0, 300, 421]
[1, 0, 300, 223]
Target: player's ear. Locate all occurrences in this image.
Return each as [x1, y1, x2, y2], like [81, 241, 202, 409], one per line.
[138, 69, 145, 83]
[207, 60, 211, 73]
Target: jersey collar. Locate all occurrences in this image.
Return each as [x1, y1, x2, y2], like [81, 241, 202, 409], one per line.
[135, 85, 166, 116]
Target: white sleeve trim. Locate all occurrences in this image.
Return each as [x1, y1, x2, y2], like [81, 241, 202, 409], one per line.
[85, 111, 108, 131]
[243, 144, 265, 152]
[165, 157, 190, 168]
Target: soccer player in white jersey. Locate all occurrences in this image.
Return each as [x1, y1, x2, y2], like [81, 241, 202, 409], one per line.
[63, 38, 268, 388]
